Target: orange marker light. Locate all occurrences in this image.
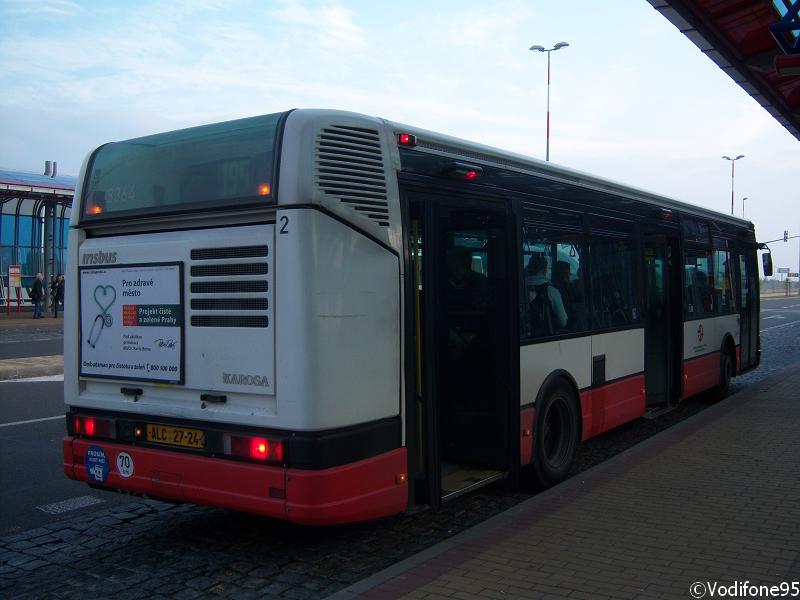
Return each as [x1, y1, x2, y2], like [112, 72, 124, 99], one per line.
[396, 473, 408, 484]
[87, 204, 103, 215]
[258, 183, 271, 196]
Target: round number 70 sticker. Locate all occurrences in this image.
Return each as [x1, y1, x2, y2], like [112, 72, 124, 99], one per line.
[116, 452, 134, 478]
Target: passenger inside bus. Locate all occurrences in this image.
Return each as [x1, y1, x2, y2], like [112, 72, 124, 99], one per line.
[526, 254, 567, 336]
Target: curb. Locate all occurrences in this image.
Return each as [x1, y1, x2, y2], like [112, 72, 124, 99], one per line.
[0, 356, 64, 381]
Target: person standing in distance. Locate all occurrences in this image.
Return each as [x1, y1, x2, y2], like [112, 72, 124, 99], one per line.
[51, 273, 65, 318]
[30, 273, 44, 319]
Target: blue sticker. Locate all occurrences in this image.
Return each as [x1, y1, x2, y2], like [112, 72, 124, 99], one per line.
[85, 445, 109, 483]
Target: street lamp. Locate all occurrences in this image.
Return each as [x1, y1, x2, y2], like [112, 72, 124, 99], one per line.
[721, 154, 744, 216]
[742, 196, 749, 218]
[530, 41, 569, 162]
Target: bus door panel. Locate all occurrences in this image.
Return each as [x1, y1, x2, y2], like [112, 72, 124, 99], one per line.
[738, 251, 759, 370]
[643, 235, 681, 406]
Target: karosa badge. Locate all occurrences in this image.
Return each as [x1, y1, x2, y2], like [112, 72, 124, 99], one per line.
[223, 372, 270, 387]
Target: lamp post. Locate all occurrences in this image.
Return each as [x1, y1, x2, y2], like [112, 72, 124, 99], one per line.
[530, 41, 569, 162]
[741, 196, 749, 218]
[722, 155, 744, 216]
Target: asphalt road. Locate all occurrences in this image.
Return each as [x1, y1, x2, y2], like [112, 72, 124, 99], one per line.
[0, 331, 63, 360]
[0, 380, 133, 535]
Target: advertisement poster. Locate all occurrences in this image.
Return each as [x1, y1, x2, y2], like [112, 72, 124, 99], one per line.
[80, 263, 183, 383]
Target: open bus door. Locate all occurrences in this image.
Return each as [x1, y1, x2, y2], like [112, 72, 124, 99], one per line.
[407, 190, 516, 507]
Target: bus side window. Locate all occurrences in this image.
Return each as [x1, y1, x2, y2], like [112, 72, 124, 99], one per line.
[589, 237, 639, 329]
[684, 250, 713, 317]
[712, 248, 736, 314]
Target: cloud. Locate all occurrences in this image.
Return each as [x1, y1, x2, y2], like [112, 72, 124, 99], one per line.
[268, 0, 367, 50]
[2, 0, 83, 17]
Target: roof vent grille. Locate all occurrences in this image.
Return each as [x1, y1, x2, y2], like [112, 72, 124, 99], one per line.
[315, 125, 390, 227]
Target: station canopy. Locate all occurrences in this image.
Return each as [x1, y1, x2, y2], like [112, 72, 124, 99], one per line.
[0, 168, 76, 204]
[650, 0, 800, 142]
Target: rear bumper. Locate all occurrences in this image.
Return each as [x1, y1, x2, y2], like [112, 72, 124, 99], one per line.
[62, 436, 408, 525]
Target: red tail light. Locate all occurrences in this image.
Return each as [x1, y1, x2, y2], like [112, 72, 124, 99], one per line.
[228, 434, 283, 462]
[73, 415, 115, 439]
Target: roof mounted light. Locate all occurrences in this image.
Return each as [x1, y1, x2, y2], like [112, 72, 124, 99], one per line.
[447, 162, 483, 181]
[398, 133, 417, 147]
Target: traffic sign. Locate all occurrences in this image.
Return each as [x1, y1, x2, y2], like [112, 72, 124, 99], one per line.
[789, 273, 799, 278]
[777, 267, 790, 273]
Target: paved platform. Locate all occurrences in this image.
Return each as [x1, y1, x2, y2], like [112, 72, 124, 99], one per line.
[331, 363, 800, 600]
[0, 311, 64, 380]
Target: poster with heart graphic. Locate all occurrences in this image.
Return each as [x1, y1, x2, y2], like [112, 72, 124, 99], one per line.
[79, 262, 184, 383]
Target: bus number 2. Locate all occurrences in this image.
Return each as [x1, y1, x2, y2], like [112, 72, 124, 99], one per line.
[279, 216, 289, 234]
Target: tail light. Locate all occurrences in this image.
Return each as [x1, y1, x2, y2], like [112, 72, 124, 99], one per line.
[73, 415, 115, 439]
[225, 434, 284, 463]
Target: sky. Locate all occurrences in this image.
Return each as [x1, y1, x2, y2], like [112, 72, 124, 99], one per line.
[1, 0, 798, 274]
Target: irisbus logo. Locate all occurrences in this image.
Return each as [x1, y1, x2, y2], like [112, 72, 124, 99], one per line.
[223, 372, 270, 387]
[82, 250, 117, 265]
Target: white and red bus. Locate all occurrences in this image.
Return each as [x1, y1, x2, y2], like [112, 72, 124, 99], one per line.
[62, 109, 765, 524]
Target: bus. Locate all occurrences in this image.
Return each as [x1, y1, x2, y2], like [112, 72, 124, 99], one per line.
[62, 109, 767, 525]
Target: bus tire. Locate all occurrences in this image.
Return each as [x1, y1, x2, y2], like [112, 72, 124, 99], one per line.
[715, 351, 734, 400]
[530, 379, 580, 489]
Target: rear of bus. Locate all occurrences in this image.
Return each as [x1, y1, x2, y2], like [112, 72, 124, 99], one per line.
[62, 110, 407, 524]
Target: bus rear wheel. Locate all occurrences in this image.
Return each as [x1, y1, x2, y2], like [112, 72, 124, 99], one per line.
[715, 351, 734, 400]
[530, 380, 580, 488]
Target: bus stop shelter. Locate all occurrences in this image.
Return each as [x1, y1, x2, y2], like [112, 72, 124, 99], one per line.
[0, 167, 75, 310]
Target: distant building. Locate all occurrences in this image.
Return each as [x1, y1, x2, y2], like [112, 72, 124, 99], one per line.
[1, 167, 75, 305]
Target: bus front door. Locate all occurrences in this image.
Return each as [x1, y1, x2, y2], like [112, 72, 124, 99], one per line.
[643, 235, 682, 408]
[408, 193, 515, 506]
[737, 251, 759, 371]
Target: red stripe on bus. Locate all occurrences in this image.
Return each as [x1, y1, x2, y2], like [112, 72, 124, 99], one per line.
[64, 438, 408, 523]
[519, 406, 535, 466]
[285, 448, 408, 525]
[736, 344, 741, 374]
[65, 437, 287, 517]
[580, 374, 646, 440]
[683, 352, 720, 398]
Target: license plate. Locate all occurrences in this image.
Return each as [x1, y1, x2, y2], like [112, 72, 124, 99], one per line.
[146, 424, 205, 449]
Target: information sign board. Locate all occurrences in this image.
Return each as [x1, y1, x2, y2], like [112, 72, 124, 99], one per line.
[8, 264, 21, 288]
[79, 262, 184, 383]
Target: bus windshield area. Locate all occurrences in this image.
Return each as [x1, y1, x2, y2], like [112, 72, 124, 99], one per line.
[81, 112, 284, 221]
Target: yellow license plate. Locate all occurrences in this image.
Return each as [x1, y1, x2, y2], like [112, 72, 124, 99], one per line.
[146, 424, 205, 449]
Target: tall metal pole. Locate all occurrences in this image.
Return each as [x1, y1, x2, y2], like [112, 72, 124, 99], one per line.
[531, 42, 568, 163]
[722, 155, 744, 216]
[546, 50, 551, 162]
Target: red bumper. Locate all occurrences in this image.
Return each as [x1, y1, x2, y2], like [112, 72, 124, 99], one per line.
[62, 437, 408, 525]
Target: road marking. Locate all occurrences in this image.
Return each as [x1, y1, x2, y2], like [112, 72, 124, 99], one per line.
[36, 495, 105, 515]
[760, 320, 800, 333]
[0, 415, 63, 428]
[762, 315, 785, 320]
[2, 374, 64, 382]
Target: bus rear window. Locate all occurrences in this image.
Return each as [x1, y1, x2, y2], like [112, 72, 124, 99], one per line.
[82, 112, 284, 221]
